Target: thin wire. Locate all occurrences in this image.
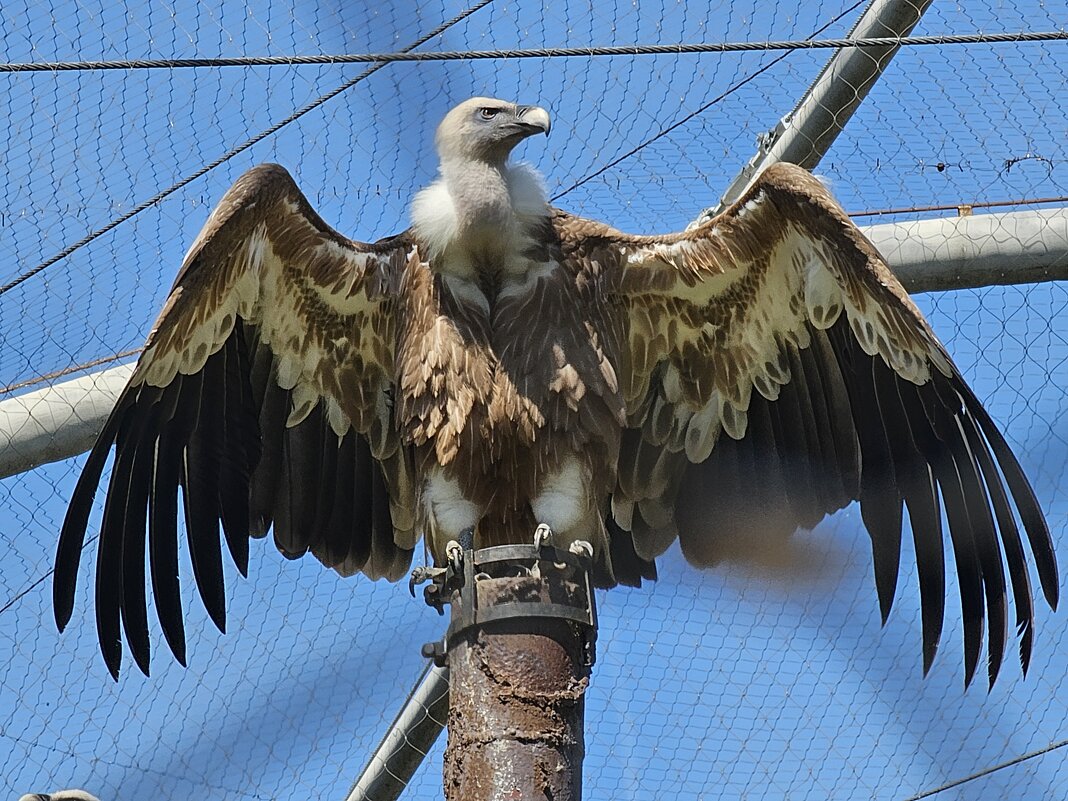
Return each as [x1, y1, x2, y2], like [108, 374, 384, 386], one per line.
[2, 32, 1066, 72]
[850, 194, 1068, 218]
[551, 0, 867, 201]
[0, 536, 97, 618]
[902, 737, 1068, 799]
[0, 0, 496, 299]
[0, 347, 142, 396]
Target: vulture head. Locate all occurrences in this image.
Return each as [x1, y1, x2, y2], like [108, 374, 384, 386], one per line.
[18, 791, 102, 801]
[435, 97, 551, 164]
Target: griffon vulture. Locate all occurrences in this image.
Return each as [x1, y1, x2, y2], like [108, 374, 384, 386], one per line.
[54, 97, 1059, 687]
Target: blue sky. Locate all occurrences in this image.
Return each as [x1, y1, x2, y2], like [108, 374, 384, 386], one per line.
[2, 1, 1068, 799]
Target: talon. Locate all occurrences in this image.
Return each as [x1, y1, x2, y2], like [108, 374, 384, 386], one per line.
[569, 540, 594, 560]
[446, 539, 463, 572]
[534, 523, 553, 548]
[409, 566, 446, 596]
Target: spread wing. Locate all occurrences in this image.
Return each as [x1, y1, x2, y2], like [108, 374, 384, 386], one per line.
[54, 164, 417, 678]
[589, 162, 1057, 687]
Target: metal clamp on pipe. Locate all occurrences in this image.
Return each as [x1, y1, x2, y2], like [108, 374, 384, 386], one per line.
[418, 535, 599, 670]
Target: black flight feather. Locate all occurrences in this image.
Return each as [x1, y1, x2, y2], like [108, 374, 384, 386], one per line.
[54, 397, 129, 632]
[217, 327, 259, 576]
[765, 359, 820, 528]
[369, 439, 397, 579]
[95, 407, 140, 678]
[795, 334, 846, 508]
[808, 327, 861, 500]
[150, 417, 188, 667]
[118, 389, 169, 677]
[954, 377, 1059, 610]
[249, 366, 286, 538]
[345, 432, 374, 571]
[917, 380, 985, 687]
[784, 342, 828, 513]
[148, 369, 203, 668]
[324, 430, 359, 569]
[182, 351, 228, 634]
[877, 366, 945, 674]
[959, 408, 1035, 675]
[274, 405, 324, 558]
[831, 324, 902, 625]
[309, 413, 340, 557]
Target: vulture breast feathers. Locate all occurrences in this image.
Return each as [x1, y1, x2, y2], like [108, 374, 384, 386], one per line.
[55, 98, 1057, 689]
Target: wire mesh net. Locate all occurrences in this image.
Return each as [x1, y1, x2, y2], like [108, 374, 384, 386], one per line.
[2, 0, 1068, 798]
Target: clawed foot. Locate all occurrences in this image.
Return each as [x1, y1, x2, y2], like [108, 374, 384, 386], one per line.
[445, 539, 464, 573]
[409, 565, 447, 596]
[568, 540, 594, 560]
[533, 523, 553, 548]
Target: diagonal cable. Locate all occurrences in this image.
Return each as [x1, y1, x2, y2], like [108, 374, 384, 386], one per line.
[902, 737, 1068, 799]
[551, 0, 867, 201]
[0, 0, 495, 298]
[0, 535, 98, 617]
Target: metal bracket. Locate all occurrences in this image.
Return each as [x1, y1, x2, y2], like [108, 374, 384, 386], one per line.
[417, 542, 599, 669]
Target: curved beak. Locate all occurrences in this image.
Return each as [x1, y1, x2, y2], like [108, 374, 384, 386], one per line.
[513, 105, 551, 137]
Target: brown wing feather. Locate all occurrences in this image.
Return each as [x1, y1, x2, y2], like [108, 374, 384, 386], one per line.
[581, 161, 1057, 687]
[54, 164, 415, 678]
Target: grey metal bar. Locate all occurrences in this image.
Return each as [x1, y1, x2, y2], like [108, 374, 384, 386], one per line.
[3, 208, 1067, 477]
[343, 663, 450, 801]
[863, 207, 1068, 294]
[695, 0, 934, 224]
[0, 364, 134, 479]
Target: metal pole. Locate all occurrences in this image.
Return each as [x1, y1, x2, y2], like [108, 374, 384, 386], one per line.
[862, 207, 1068, 294]
[695, 0, 934, 223]
[0, 364, 134, 479]
[436, 544, 595, 801]
[344, 663, 450, 801]
[443, 581, 586, 800]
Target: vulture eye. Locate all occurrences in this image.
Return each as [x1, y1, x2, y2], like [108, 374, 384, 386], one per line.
[479, 107, 501, 120]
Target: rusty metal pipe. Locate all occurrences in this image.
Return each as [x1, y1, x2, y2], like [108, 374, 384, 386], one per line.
[431, 544, 596, 801]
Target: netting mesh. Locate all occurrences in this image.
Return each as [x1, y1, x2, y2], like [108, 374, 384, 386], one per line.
[2, 0, 1068, 798]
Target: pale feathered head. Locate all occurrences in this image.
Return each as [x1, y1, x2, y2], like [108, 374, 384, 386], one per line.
[435, 97, 551, 164]
[18, 791, 102, 801]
